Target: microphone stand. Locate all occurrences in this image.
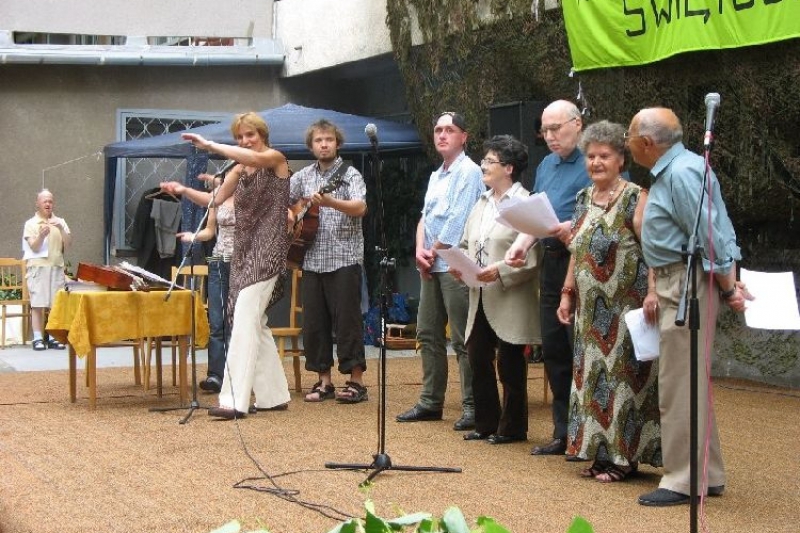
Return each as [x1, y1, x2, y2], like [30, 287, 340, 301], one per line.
[325, 134, 462, 485]
[150, 189, 217, 424]
[675, 139, 716, 533]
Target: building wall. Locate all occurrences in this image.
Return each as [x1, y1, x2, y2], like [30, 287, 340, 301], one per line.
[275, 0, 393, 77]
[0, 65, 285, 266]
[1, 0, 274, 38]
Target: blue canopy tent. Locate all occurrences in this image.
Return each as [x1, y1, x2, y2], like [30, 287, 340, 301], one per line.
[102, 103, 423, 261]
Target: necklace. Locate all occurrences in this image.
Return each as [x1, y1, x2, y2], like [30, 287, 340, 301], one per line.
[581, 178, 625, 234]
[591, 177, 623, 212]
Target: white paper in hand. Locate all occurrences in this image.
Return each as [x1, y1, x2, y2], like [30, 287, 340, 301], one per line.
[437, 248, 489, 289]
[740, 268, 800, 330]
[495, 192, 560, 238]
[22, 236, 48, 260]
[624, 308, 660, 361]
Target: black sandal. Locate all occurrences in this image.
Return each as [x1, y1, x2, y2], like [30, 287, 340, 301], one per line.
[32, 339, 47, 351]
[304, 381, 335, 402]
[580, 461, 607, 478]
[335, 381, 368, 404]
[596, 463, 637, 483]
[47, 339, 66, 350]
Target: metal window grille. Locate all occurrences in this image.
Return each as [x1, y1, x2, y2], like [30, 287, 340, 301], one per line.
[113, 111, 230, 252]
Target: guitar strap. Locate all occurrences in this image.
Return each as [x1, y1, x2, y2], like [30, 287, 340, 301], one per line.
[322, 162, 349, 193]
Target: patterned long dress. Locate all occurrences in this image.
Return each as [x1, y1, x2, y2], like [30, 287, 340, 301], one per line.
[565, 181, 662, 468]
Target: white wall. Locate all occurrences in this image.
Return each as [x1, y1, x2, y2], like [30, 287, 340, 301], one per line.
[0, 0, 273, 38]
[276, 0, 393, 77]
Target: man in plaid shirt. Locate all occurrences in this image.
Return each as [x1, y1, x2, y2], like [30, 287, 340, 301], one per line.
[289, 119, 369, 404]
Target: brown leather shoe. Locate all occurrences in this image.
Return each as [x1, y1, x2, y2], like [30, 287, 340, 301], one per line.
[530, 437, 566, 455]
[207, 406, 247, 420]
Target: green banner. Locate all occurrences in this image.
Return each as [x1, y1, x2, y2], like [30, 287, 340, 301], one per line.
[562, 0, 800, 72]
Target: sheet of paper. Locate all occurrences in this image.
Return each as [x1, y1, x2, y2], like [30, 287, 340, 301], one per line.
[495, 192, 560, 238]
[22, 237, 48, 260]
[740, 268, 800, 330]
[436, 248, 488, 289]
[624, 308, 660, 361]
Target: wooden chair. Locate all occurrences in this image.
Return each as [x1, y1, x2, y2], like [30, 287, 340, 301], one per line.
[143, 265, 208, 391]
[272, 269, 303, 392]
[0, 258, 32, 348]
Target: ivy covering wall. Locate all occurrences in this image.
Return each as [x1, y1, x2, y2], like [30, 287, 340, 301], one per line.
[386, 0, 800, 387]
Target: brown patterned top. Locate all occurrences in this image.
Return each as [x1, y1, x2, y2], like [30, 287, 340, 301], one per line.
[229, 165, 290, 313]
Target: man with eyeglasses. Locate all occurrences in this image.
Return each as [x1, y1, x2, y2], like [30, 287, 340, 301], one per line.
[505, 100, 591, 457]
[396, 111, 485, 430]
[627, 107, 750, 506]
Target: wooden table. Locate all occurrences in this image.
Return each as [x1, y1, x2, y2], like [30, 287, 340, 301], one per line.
[46, 289, 209, 409]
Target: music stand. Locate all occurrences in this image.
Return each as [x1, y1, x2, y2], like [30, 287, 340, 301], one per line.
[324, 127, 462, 485]
[150, 193, 215, 424]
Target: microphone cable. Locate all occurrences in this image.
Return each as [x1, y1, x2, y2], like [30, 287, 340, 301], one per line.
[215, 275, 353, 523]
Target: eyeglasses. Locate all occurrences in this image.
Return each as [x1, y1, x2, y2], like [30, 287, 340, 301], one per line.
[480, 158, 505, 166]
[540, 116, 577, 135]
[623, 130, 644, 140]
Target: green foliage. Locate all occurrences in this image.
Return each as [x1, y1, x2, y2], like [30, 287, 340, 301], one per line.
[208, 501, 596, 533]
[0, 274, 22, 301]
[566, 516, 594, 533]
[326, 501, 509, 533]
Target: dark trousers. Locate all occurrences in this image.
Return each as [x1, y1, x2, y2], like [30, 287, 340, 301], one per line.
[540, 246, 574, 440]
[302, 264, 366, 375]
[467, 298, 528, 437]
[206, 260, 231, 380]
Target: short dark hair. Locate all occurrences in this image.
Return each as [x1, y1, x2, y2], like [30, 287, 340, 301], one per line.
[482, 135, 529, 182]
[305, 119, 345, 149]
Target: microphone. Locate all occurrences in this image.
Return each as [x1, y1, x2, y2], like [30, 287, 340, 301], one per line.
[214, 159, 238, 180]
[365, 123, 378, 148]
[703, 92, 721, 149]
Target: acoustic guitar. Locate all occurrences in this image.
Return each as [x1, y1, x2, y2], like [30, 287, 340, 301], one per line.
[287, 166, 348, 268]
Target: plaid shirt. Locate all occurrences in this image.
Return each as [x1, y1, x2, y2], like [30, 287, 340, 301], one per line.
[289, 157, 366, 273]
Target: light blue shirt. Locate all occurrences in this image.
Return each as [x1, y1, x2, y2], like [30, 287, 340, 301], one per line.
[533, 148, 591, 222]
[422, 152, 485, 272]
[641, 143, 740, 274]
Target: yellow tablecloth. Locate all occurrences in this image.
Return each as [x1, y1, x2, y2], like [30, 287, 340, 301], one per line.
[46, 289, 209, 409]
[47, 289, 209, 357]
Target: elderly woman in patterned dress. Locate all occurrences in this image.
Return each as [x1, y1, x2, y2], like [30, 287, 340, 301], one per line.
[556, 120, 661, 482]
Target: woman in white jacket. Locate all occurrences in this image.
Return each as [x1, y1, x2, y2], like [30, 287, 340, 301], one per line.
[451, 135, 541, 445]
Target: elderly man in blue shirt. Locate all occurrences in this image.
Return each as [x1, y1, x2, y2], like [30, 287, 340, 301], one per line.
[396, 112, 486, 430]
[505, 100, 591, 456]
[627, 107, 751, 507]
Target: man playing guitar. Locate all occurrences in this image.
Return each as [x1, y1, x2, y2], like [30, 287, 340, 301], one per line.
[289, 119, 369, 404]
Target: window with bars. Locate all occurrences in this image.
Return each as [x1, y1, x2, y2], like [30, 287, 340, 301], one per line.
[113, 110, 231, 253]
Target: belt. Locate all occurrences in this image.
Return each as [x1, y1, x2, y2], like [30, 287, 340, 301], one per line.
[206, 255, 231, 263]
[652, 261, 687, 277]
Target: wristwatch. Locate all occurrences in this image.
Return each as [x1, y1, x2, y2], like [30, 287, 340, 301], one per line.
[719, 286, 736, 300]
